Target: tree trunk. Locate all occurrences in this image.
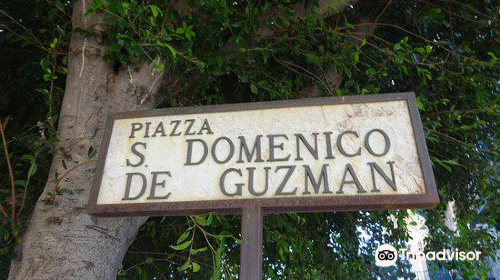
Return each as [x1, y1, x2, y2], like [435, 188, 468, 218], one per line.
[8, 1, 164, 279]
[6, 1, 365, 278]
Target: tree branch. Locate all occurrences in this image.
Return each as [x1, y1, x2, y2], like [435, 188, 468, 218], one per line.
[0, 118, 16, 228]
[298, 12, 378, 98]
[256, 0, 360, 38]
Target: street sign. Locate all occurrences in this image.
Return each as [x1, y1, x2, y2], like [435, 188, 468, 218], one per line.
[88, 92, 437, 215]
[88, 92, 438, 280]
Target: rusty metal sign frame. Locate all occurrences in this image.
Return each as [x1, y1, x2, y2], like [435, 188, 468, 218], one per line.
[87, 92, 439, 280]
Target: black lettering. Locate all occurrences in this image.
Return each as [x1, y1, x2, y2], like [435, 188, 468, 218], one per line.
[170, 120, 182, 136]
[129, 123, 143, 138]
[267, 134, 291, 162]
[368, 161, 396, 192]
[324, 132, 335, 159]
[122, 172, 147, 200]
[147, 171, 172, 199]
[274, 165, 297, 195]
[337, 164, 366, 194]
[185, 139, 208, 165]
[126, 142, 146, 167]
[337, 131, 361, 157]
[152, 122, 166, 137]
[303, 164, 332, 194]
[184, 119, 196, 135]
[144, 122, 152, 137]
[295, 133, 319, 160]
[198, 118, 214, 135]
[247, 167, 270, 196]
[219, 168, 243, 196]
[237, 135, 264, 163]
[365, 129, 391, 156]
[212, 137, 235, 164]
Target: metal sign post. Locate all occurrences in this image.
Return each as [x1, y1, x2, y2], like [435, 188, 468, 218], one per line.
[87, 92, 439, 279]
[240, 204, 263, 280]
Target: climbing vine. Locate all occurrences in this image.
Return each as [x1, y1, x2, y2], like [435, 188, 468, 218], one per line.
[1, 0, 498, 279]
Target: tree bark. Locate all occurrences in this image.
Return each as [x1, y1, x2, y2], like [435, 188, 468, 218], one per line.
[8, 1, 164, 279]
[7, 1, 367, 279]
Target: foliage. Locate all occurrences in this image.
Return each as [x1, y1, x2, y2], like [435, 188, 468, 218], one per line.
[0, 0, 71, 275]
[0, 0, 498, 279]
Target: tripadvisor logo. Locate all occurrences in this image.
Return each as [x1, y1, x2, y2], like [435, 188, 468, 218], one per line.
[375, 244, 482, 267]
[375, 244, 398, 267]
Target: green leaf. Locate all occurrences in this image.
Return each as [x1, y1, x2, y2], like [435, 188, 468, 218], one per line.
[431, 157, 452, 172]
[344, 19, 354, 29]
[416, 97, 425, 111]
[50, 38, 58, 49]
[210, 239, 225, 280]
[153, 63, 166, 72]
[149, 5, 162, 18]
[250, 83, 258, 94]
[159, 42, 177, 59]
[190, 247, 207, 255]
[192, 262, 200, 272]
[89, 0, 108, 12]
[87, 146, 97, 159]
[185, 26, 195, 40]
[194, 215, 207, 225]
[416, 47, 426, 55]
[365, 68, 377, 76]
[235, 36, 243, 47]
[54, 1, 66, 12]
[177, 230, 190, 244]
[206, 213, 213, 226]
[170, 240, 191, 251]
[28, 162, 38, 176]
[178, 260, 191, 271]
[14, 180, 26, 187]
[425, 45, 432, 54]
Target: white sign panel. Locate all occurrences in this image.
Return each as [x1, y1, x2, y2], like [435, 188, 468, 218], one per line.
[88, 92, 438, 216]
